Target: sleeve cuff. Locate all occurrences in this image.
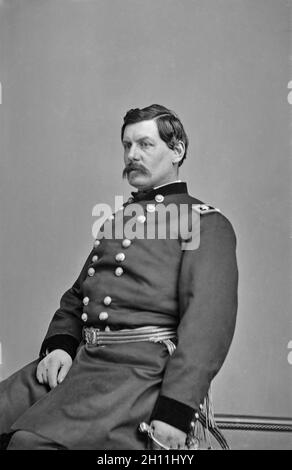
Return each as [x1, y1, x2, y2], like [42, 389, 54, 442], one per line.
[150, 395, 195, 434]
[39, 334, 79, 360]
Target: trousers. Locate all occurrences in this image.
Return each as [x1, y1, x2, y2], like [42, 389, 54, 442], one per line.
[7, 431, 67, 450]
[0, 341, 169, 449]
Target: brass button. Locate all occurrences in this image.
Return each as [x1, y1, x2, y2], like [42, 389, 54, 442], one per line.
[137, 215, 146, 223]
[83, 296, 89, 306]
[88, 267, 95, 277]
[103, 296, 112, 306]
[155, 194, 164, 203]
[122, 239, 131, 248]
[146, 204, 155, 213]
[92, 255, 99, 262]
[127, 196, 134, 203]
[81, 313, 88, 322]
[115, 267, 124, 277]
[94, 240, 100, 248]
[115, 252, 125, 262]
[99, 311, 109, 321]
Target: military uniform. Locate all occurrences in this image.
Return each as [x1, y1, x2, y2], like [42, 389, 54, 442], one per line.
[0, 182, 238, 449]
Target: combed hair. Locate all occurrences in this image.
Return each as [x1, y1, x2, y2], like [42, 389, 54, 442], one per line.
[121, 104, 189, 166]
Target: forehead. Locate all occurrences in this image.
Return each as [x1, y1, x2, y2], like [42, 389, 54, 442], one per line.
[123, 119, 160, 141]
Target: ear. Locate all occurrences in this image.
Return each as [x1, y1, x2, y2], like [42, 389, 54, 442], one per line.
[171, 141, 185, 165]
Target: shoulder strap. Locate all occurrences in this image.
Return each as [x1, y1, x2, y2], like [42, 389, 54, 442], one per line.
[192, 204, 221, 215]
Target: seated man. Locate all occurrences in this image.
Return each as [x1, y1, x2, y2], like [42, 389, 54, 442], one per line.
[0, 104, 238, 450]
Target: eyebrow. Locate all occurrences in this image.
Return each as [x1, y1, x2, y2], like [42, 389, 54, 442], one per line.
[122, 136, 154, 144]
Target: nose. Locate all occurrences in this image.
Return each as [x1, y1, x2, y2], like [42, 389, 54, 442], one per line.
[127, 143, 140, 161]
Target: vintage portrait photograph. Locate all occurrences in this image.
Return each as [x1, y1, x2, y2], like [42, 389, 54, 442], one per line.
[0, 0, 291, 454]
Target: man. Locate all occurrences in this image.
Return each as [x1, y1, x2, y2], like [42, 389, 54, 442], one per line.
[0, 104, 238, 450]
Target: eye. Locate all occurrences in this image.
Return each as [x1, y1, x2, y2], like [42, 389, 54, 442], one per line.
[123, 142, 131, 150]
[140, 141, 151, 149]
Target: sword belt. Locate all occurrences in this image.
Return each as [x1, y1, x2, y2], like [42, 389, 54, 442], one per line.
[83, 326, 177, 355]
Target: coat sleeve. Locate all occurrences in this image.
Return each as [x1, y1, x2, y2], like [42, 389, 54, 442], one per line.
[39, 248, 95, 359]
[151, 212, 238, 433]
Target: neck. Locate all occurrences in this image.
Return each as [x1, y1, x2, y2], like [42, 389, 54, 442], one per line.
[135, 174, 180, 192]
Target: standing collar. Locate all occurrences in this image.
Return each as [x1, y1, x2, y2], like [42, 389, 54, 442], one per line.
[130, 181, 188, 202]
[154, 179, 182, 190]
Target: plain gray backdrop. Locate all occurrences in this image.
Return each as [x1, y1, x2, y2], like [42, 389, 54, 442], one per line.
[0, 0, 291, 449]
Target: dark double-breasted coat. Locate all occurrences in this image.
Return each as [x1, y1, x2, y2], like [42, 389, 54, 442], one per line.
[0, 182, 238, 449]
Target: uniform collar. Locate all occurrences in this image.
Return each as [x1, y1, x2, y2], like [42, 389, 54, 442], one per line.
[130, 181, 188, 202]
[153, 179, 182, 189]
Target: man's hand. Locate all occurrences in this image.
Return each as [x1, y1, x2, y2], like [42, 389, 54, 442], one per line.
[36, 349, 72, 389]
[150, 420, 187, 449]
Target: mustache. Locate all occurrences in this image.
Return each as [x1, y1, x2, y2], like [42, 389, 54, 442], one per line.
[122, 163, 150, 179]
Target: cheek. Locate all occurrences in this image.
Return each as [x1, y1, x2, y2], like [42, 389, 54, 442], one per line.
[144, 149, 171, 172]
[155, 154, 172, 171]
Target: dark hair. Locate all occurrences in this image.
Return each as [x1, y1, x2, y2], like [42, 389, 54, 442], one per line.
[121, 104, 189, 166]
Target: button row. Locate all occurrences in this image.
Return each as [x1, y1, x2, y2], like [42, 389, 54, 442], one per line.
[83, 295, 112, 307]
[126, 194, 165, 204]
[84, 235, 134, 323]
[82, 295, 112, 322]
[82, 311, 110, 323]
[88, 261, 126, 278]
